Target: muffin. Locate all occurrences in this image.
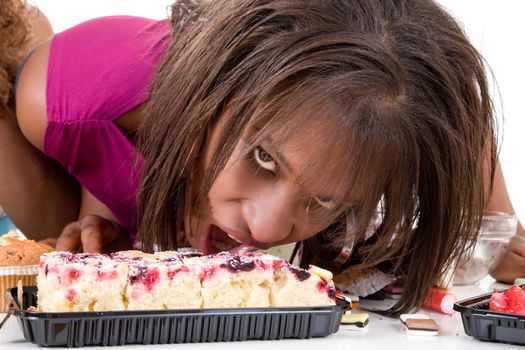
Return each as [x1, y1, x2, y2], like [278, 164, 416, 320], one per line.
[0, 230, 54, 312]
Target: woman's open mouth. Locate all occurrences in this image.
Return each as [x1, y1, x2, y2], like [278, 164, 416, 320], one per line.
[198, 224, 254, 255]
[210, 225, 242, 251]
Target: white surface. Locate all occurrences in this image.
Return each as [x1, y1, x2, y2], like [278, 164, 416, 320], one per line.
[436, 0, 525, 227]
[0, 276, 516, 349]
[32, 0, 524, 228]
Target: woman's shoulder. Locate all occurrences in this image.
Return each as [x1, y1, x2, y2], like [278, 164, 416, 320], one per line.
[56, 15, 172, 69]
[16, 15, 172, 152]
[56, 15, 170, 48]
[15, 38, 51, 152]
[47, 15, 172, 123]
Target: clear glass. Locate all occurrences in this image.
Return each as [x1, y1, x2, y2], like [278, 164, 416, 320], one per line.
[453, 212, 518, 285]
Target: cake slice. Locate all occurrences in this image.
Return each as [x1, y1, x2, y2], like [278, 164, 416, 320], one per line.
[199, 251, 336, 308]
[199, 252, 274, 308]
[37, 252, 128, 312]
[152, 252, 202, 309]
[115, 251, 203, 310]
[270, 260, 336, 307]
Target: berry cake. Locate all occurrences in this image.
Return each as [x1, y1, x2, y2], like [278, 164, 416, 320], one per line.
[37, 250, 336, 312]
[37, 252, 128, 312]
[116, 251, 203, 310]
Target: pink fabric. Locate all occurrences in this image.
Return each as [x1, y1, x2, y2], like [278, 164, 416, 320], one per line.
[44, 16, 171, 235]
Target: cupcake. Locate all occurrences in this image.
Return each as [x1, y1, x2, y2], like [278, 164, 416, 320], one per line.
[0, 230, 53, 312]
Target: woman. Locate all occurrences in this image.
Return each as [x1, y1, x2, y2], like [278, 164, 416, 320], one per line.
[0, 0, 510, 315]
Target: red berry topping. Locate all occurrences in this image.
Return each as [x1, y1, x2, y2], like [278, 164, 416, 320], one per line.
[66, 289, 76, 301]
[67, 268, 81, 281]
[130, 266, 160, 292]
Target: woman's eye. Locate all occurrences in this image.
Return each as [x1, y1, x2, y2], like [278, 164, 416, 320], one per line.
[253, 146, 277, 173]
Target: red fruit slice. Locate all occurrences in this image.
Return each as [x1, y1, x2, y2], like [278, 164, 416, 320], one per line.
[490, 285, 525, 315]
[489, 291, 507, 312]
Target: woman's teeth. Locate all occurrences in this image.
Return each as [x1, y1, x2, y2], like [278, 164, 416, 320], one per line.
[226, 233, 242, 243]
[211, 239, 235, 251]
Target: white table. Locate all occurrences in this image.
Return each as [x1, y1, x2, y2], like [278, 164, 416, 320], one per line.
[0, 277, 513, 349]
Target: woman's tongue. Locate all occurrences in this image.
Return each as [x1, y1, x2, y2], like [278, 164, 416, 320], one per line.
[209, 225, 240, 252]
[201, 225, 257, 255]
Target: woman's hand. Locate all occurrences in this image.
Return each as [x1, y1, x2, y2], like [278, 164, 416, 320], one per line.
[54, 215, 132, 253]
[491, 222, 525, 283]
[484, 161, 525, 283]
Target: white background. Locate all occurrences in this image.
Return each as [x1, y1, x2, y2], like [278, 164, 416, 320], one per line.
[31, 0, 524, 224]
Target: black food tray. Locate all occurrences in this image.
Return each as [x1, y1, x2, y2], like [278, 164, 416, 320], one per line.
[7, 286, 349, 347]
[453, 286, 525, 345]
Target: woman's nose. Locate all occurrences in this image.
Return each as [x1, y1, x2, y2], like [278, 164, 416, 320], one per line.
[242, 186, 296, 244]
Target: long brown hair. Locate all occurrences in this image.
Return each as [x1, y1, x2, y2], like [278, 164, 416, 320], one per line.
[0, 0, 30, 116]
[137, 0, 496, 316]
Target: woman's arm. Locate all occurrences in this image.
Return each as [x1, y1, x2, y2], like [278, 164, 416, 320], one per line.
[11, 39, 131, 251]
[489, 161, 525, 282]
[0, 6, 81, 241]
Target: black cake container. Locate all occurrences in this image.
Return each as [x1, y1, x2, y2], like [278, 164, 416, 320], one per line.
[454, 287, 525, 345]
[5, 286, 349, 347]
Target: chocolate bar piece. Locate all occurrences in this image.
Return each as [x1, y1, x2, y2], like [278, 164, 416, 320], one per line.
[400, 314, 439, 336]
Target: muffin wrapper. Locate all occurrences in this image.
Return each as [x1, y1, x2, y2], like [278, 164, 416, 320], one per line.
[0, 265, 38, 312]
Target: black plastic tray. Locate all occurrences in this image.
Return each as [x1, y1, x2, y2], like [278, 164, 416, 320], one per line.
[5, 286, 349, 347]
[453, 287, 525, 345]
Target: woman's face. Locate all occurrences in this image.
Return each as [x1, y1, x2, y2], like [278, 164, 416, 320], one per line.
[185, 112, 346, 255]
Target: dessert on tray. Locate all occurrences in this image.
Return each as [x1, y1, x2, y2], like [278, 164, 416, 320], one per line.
[37, 252, 128, 312]
[37, 250, 336, 312]
[117, 250, 203, 310]
[490, 284, 525, 315]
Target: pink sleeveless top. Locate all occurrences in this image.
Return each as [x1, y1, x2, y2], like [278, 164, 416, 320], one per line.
[44, 16, 171, 236]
